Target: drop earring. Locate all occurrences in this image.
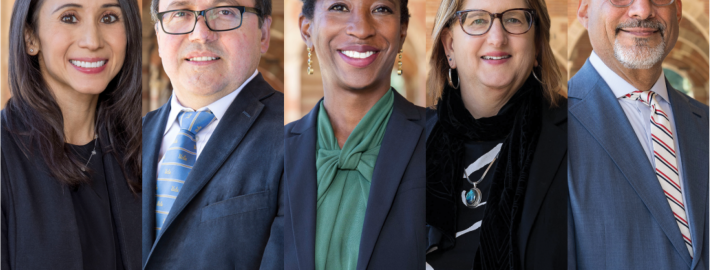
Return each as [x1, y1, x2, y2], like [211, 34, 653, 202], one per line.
[306, 47, 314, 75]
[397, 49, 403, 75]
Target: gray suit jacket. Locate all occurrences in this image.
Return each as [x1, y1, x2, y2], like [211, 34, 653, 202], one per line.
[568, 60, 709, 269]
[141, 74, 284, 269]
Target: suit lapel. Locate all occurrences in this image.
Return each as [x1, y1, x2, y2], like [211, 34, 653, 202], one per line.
[356, 92, 423, 270]
[141, 98, 171, 263]
[667, 83, 708, 268]
[285, 103, 319, 270]
[149, 76, 273, 254]
[517, 101, 567, 264]
[569, 61, 691, 265]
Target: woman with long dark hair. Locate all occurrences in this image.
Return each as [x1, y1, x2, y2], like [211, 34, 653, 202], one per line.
[1, 0, 141, 269]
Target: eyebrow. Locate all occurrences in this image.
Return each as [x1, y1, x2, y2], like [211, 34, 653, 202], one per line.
[52, 3, 121, 14]
[165, 0, 241, 10]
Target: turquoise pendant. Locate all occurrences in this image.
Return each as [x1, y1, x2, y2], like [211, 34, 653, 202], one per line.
[464, 188, 482, 209]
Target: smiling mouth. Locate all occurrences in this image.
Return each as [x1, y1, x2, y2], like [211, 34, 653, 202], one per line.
[70, 60, 107, 68]
[186, 56, 220, 62]
[481, 55, 511, 60]
[340, 50, 377, 59]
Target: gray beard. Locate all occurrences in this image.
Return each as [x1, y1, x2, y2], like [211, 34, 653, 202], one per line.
[613, 37, 666, 70]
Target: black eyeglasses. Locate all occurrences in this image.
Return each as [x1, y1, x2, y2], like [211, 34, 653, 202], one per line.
[609, 0, 674, 7]
[454, 8, 535, 36]
[157, 6, 261, 35]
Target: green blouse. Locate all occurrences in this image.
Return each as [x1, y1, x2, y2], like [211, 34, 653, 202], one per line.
[314, 89, 394, 270]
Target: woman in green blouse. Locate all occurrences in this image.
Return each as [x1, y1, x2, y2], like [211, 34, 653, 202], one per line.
[283, 0, 426, 268]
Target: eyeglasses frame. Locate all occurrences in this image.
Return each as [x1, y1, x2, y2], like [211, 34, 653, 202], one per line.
[454, 8, 536, 36]
[157, 6, 262, 35]
[608, 0, 675, 8]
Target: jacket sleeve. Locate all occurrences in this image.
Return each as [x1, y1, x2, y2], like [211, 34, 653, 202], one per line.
[259, 169, 284, 270]
[2, 152, 13, 270]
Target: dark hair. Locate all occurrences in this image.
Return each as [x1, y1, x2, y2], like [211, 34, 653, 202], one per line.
[301, 0, 410, 25]
[6, 0, 142, 192]
[151, 0, 272, 27]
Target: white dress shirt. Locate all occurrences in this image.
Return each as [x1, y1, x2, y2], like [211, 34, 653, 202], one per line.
[157, 70, 258, 170]
[589, 51, 692, 247]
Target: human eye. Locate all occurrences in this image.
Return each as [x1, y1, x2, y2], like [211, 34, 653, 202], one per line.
[373, 5, 393, 14]
[328, 3, 350, 12]
[100, 12, 120, 24]
[60, 12, 78, 23]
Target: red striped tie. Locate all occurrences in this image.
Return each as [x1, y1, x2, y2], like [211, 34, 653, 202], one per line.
[624, 90, 693, 257]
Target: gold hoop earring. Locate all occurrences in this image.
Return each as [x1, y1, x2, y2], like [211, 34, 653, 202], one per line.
[448, 68, 459, 89]
[532, 66, 542, 83]
[397, 49, 403, 76]
[307, 47, 314, 75]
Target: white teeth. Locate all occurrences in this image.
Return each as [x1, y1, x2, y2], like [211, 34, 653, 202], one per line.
[188, 56, 219, 62]
[482, 55, 511, 60]
[70, 60, 106, 68]
[341, 51, 375, 59]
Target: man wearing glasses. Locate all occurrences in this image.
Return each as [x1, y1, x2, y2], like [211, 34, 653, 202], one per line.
[142, 0, 283, 268]
[569, 0, 708, 268]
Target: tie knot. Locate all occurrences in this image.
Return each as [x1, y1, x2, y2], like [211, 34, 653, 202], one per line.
[623, 90, 658, 107]
[178, 110, 215, 134]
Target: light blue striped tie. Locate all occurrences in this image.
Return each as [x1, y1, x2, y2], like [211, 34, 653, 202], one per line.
[155, 110, 215, 234]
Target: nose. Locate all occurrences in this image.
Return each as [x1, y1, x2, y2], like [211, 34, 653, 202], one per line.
[189, 15, 218, 43]
[485, 18, 508, 47]
[77, 21, 103, 51]
[627, 0, 655, 20]
[345, 8, 376, 39]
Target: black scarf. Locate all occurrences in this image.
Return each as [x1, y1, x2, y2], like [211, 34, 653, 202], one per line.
[426, 75, 543, 269]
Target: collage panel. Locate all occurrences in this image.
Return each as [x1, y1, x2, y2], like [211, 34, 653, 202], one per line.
[424, 0, 568, 269]
[1, 0, 143, 268]
[140, 0, 284, 268]
[282, 0, 427, 268]
[567, 0, 709, 268]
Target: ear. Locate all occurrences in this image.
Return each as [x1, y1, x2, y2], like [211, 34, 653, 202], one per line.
[24, 27, 39, 55]
[299, 14, 313, 48]
[398, 21, 409, 50]
[260, 16, 273, 54]
[675, 0, 682, 24]
[577, 0, 590, 30]
[441, 27, 456, 69]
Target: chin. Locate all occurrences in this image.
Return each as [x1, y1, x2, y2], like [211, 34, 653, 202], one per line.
[71, 83, 111, 95]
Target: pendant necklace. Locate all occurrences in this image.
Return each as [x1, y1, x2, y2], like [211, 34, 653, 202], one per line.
[463, 154, 498, 209]
[81, 134, 99, 172]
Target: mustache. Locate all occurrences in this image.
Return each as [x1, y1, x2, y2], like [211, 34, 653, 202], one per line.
[615, 18, 666, 37]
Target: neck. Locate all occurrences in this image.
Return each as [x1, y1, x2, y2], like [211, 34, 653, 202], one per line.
[174, 88, 236, 111]
[599, 51, 663, 91]
[322, 83, 391, 149]
[51, 88, 98, 145]
[460, 81, 520, 119]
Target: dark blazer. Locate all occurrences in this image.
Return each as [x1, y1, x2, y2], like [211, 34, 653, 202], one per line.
[141, 73, 284, 269]
[284, 90, 427, 270]
[425, 96, 568, 270]
[1, 110, 141, 270]
[568, 60, 708, 269]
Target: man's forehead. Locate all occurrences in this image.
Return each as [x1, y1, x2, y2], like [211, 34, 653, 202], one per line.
[161, 0, 252, 10]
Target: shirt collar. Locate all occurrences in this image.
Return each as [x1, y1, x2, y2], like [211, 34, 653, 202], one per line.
[164, 69, 259, 135]
[589, 51, 669, 103]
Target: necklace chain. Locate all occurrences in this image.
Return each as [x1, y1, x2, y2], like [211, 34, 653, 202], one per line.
[81, 134, 98, 172]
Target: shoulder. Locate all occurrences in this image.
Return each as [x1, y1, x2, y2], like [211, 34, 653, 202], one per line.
[425, 108, 438, 140]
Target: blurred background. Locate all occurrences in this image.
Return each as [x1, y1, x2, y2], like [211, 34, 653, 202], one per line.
[0, 0, 284, 115]
[425, 0, 570, 107]
[567, 0, 709, 104]
[283, 0, 427, 124]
